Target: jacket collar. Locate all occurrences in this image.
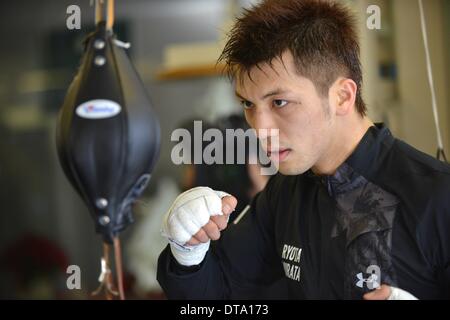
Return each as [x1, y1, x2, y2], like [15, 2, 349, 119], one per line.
[345, 123, 394, 178]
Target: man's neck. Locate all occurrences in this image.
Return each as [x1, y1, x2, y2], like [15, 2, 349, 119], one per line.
[312, 116, 374, 176]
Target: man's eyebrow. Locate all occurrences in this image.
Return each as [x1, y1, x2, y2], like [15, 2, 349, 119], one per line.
[235, 88, 290, 101]
[261, 89, 289, 100]
[235, 91, 247, 100]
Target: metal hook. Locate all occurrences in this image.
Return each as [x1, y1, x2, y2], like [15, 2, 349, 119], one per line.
[91, 243, 118, 299]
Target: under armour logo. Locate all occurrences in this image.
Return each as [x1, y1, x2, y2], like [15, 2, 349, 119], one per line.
[356, 265, 381, 290]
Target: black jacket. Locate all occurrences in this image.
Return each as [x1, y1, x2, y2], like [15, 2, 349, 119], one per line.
[157, 125, 450, 299]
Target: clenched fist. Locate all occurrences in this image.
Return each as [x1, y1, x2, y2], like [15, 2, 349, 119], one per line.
[161, 187, 237, 266]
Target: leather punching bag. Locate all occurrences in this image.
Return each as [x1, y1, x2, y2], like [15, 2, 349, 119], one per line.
[56, 22, 161, 244]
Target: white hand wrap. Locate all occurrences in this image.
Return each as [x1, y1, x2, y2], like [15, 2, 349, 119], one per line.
[388, 286, 418, 300]
[161, 187, 230, 266]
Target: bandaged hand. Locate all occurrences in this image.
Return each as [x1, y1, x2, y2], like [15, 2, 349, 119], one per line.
[363, 284, 418, 300]
[161, 187, 237, 266]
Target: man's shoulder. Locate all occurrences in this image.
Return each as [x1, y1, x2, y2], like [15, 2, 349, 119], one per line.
[383, 138, 450, 208]
[392, 139, 450, 176]
[389, 141, 450, 268]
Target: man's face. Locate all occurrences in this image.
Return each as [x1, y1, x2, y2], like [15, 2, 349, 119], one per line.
[235, 51, 336, 175]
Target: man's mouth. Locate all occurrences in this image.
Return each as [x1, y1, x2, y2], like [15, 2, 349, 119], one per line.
[267, 148, 291, 162]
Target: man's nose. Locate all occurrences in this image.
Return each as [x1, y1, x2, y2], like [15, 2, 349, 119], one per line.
[252, 110, 279, 140]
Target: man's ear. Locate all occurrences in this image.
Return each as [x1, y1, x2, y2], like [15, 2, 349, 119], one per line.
[330, 78, 357, 116]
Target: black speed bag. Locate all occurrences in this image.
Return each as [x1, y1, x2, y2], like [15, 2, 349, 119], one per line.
[56, 22, 161, 243]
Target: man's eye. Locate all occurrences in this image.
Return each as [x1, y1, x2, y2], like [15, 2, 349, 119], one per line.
[273, 100, 288, 108]
[241, 100, 253, 109]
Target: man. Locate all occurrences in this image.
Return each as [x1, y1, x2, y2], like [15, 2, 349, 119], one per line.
[157, 0, 450, 299]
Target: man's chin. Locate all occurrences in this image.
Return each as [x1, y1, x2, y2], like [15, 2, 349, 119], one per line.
[278, 162, 310, 176]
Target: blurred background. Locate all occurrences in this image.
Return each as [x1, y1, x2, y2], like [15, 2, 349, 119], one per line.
[0, 0, 448, 299]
